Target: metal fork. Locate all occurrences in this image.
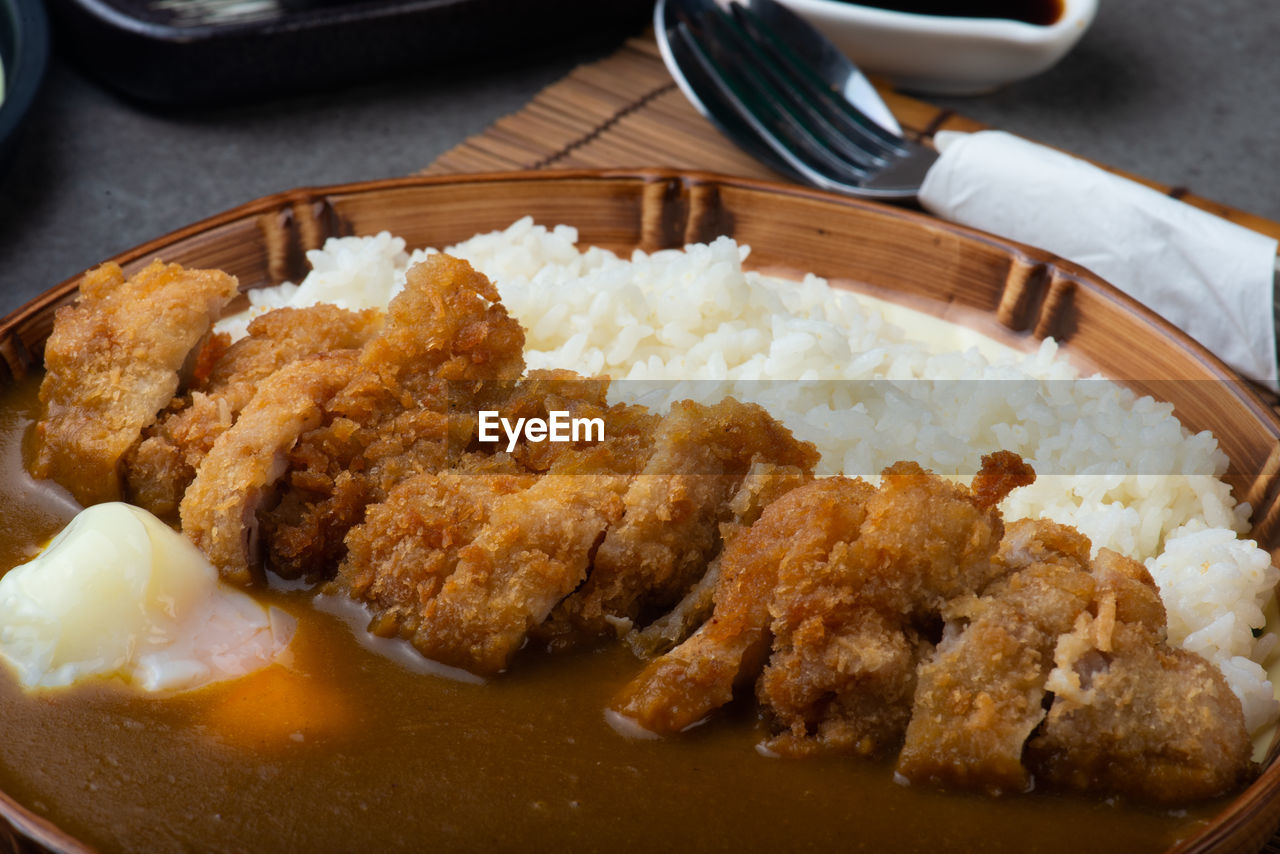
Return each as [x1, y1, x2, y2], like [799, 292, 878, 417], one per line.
[655, 0, 938, 201]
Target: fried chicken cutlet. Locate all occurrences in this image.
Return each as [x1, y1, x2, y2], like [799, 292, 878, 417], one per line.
[1024, 539, 1253, 803]
[331, 388, 659, 648]
[894, 520, 1234, 798]
[757, 454, 1034, 758]
[260, 254, 527, 580]
[34, 260, 239, 506]
[412, 436, 652, 676]
[334, 388, 818, 675]
[180, 354, 359, 586]
[539, 398, 821, 650]
[628, 463, 813, 658]
[611, 460, 1254, 805]
[611, 476, 876, 734]
[613, 453, 1031, 742]
[1028, 618, 1253, 803]
[331, 458, 539, 640]
[30, 249, 1257, 807]
[125, 304, 383, 519]
[896, 520, 1097, 793]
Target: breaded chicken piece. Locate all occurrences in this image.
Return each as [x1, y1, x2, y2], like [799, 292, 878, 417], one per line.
[1028, 617, 1253, 803]
[260, 255, 526, 580]
[611, 477, 875, 735]
[125, 304, 382, 518]
[760, 608, 927, 757]
[841, 457, 1027, 619]
[618, 454, 1028, 743]
[758, 454, 1030, 758]
[330, 392, 655, 658]
[330, 458, 537, 639]
[542, 398, 820, 649]
[970, 448, 1037, 510]
[265, 386, 638, 582]
[894, 518, 1093, 790]
[262, 405, 451, 580]
[125, 405, 212, 522]
[1087, 547, 1167, 636]
[628, 463, 812, 658]
[995, 516, 1093, 575]
[180, 354, 357, 586]
[1023, 542, 1249, 803]
[34, 260, 240, 506]
[412, 439, 650, 675]
[899, 518, 1250, 802]
[896, 557, 1095, 792]
[361, 253, 525, 394]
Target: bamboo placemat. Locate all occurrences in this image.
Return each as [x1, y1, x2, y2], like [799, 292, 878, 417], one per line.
[424, 35, 1280, 246]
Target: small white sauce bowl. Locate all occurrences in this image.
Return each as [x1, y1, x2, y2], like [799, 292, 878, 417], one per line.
[777, 0, 1098, 95]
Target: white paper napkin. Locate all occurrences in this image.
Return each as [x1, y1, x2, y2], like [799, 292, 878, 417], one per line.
[918, 130, 1280, 390]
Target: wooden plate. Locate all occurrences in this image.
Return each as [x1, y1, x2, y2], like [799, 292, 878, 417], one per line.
[1, 168, 1278, 854]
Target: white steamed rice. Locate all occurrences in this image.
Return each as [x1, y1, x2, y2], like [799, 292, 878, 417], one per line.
[217, 217, 1280, 735]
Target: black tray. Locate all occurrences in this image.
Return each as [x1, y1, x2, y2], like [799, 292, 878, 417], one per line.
[47, 0, 652, 105]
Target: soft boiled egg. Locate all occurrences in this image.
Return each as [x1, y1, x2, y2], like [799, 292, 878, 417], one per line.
[0, 502, 294, 692]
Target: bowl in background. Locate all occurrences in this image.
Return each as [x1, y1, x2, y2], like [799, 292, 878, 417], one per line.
[777, 0, 1097, 94]
[0, 0, 48, 165]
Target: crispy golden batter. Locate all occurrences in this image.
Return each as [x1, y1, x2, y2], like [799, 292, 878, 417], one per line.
[995, 516, 1093, 574]
[34, 260, 239, 506]
[896, 557, 1095, 792]
[1028, 618, 1253, 803]
[760, 609, 926, 758]
[894, 517, 1095, 791]
[542, 398, 820, 649]
[262, 406, 452, 581]
[842, 459, 1012, 618]
[896, 517, 1251, 802]
[614, 459, 1255, 803]
[261, 255, 527, 580]
[758, 455, 1022, 758]
[970, 449, 1036, 510]
[1021, 536, 1249, 803]
[629, 463, 813, 658]
[32, 250, 1256, 807]
[124, 416, 203, 524]
[611, 477, 874, 734]
[330, 458, 537, 639]
[1088, 546, 1167, 635]
[412, 440, 649, 675]
[124, 304, 382, 518]
[180, 354, 358, 586]
[361, 253, 525, 393]
[331, 388, 658, 670]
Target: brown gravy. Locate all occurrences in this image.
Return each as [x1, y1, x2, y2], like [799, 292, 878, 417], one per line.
[839, 0, 1063, 26]
[0, 376, 1223, 853]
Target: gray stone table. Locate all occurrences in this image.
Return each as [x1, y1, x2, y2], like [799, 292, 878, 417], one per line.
[1, 0, 1278, 317]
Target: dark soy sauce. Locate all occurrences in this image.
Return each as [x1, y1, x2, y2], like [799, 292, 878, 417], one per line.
[843, 0, 1063, 26]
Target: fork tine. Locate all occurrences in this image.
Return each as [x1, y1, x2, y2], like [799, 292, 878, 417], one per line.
[684, 8, 881, 178]
[660, 0, 933, 199]
[670, 19, 874, 195]
[728, 2, 909, 158]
